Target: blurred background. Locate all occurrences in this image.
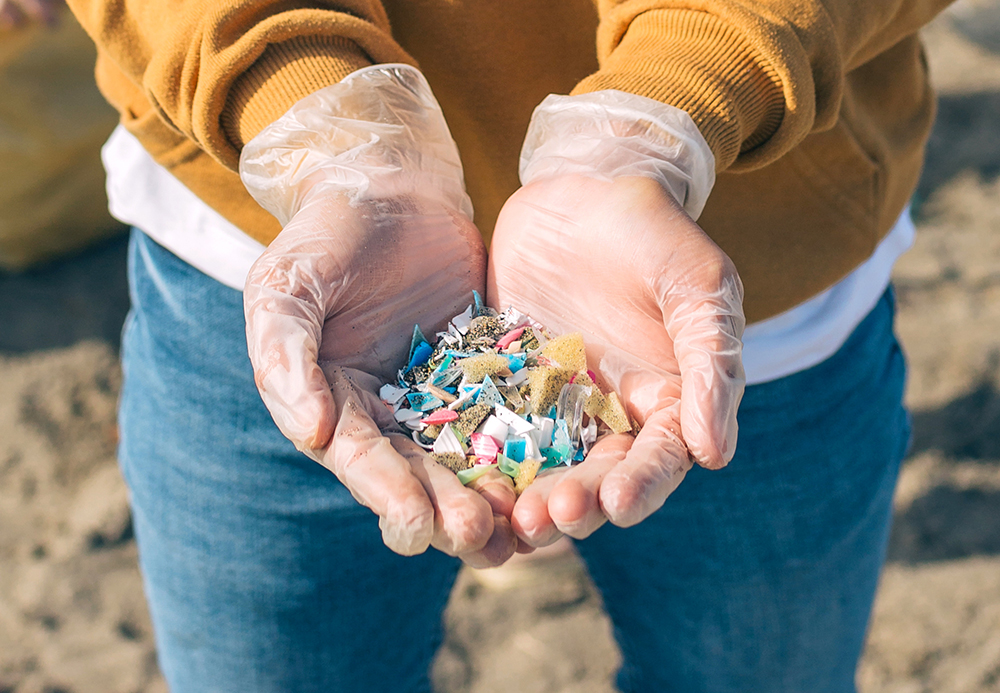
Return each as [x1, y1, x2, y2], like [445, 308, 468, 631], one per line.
[1, 2, 999, 691]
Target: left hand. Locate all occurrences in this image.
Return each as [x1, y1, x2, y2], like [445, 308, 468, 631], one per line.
[488, 173, 745, 546]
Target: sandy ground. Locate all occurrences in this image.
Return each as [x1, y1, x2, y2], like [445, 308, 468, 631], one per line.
[2, 4, 1000, 691]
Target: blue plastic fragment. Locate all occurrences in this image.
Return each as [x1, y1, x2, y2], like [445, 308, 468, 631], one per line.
[408, 324, 428, 362]
[476, 375, 505, 408]
[406, 341, 433, 373]
[502, 353, 527, 372]
[503, 438, 526, 463]
[406, 392, 444, 412]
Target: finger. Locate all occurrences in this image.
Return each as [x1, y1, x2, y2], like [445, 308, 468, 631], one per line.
[244, 254, 336, 451]
[662, 274, 745, 469]
[598, 405, 692, 527]
[461, 514, 518, 569]
[467, 469, 517, 519]
[510, 469, 566, 548]
[547, 434, 631, 539]
[323, 370, 434, 555]
[389, 435, 496, 556]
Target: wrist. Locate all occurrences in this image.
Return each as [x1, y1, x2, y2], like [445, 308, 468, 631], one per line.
[240, 64, 473, 224]
[519, 90, 715, 220]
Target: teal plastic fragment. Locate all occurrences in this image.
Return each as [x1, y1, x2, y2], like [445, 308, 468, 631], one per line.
[477, 375, 505, 408]
[408, 324, 428, 362]
[502, 353, 527, 372]
[406, 341, 433, 372]
[503, 437, 526, 463]
[540, 447, 567, 465]
[406, 392, 444, 412]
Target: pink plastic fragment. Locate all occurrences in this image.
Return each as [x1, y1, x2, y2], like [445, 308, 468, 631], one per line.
[421, 409, 459, 425]
[470, 432, 500, 464]
[495, 327, 525, 351]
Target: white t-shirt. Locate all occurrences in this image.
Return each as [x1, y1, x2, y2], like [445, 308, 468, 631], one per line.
[102, 125, 913, 385]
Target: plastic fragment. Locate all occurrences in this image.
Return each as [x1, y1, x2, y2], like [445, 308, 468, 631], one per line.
[495, 326, 525, 351]
[379, 383, 410, 405]
[393, 408, 422, 423]
[503, 438, 526, 463]
[421, 409, 459, 425]
[425, 383, 457, 403]
[470, 432, 500, 463]
[433, 424, 467, 456]
[406, 392, 444, 412]
[457, 463, 498, 485]
[556, 383, 588, 453]
[494, 405, 535, 436]
[497, 454, 521, 478]
[476, 375, 505, 408]
[480, 416, 509, 446]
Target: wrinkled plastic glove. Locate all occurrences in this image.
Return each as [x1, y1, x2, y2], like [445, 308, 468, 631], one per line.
[241, 65, 517, 566]
[488, 91, 746, 546]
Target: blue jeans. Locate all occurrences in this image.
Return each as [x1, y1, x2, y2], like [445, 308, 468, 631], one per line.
[119, 229, 909, 692]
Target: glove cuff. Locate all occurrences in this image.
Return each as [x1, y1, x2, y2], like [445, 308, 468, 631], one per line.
[519, 90, 715, 220]
[240, 64, 473, 224]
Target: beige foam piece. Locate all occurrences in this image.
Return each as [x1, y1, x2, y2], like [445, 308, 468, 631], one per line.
[528, 367, 574, 416]
[572, 371, 607, 417]
[458, 352, 511, 382]
[599, 391, 632, 434]
[539, 332, 587, 373]
[432, 452, 472, 473]
[514, 458, 541, 495]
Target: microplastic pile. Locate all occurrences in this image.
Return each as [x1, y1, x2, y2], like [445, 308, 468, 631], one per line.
[380, 293, 636, 493]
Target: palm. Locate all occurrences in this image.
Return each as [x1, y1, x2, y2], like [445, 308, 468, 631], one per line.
[488, 174, 744, 543]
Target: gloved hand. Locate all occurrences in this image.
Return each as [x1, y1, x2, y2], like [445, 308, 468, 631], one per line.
[241, 65, 517, 566]
[488, 91, 746, 546]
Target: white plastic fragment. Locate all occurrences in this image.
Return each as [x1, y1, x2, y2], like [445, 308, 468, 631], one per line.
[494, 405, 535, 436]
[380, 384, 410, 406]
[582, 419, 598, 454]
[451, 305, 473, 332]
[531, 416, 555, 448]
[480, 416, 510, 446]
[433, 424, 467, 456]
[505, 368, 530, 387]
[394, 408, 423, 423]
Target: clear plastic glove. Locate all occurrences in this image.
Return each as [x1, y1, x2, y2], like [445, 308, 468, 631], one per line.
[242, 65, 517, 566]
[488, 91, 745, 546]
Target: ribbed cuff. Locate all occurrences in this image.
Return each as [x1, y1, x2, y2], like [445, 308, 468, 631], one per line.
[222, 35, 371, 150]
[571, 9, 784, 171]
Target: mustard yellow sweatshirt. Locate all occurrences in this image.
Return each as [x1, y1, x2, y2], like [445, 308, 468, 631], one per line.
[65, 0, 952, 321]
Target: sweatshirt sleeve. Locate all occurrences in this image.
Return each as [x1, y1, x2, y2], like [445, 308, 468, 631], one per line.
[65, 0, 416, 169]
[573, 0, 954, 172]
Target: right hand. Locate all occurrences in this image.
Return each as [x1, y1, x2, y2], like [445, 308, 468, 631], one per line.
[242, 65, 518, 566]
[245, 188, 518, 567]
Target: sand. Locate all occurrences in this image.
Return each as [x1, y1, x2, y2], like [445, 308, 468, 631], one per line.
[2, 4, 1000, 691]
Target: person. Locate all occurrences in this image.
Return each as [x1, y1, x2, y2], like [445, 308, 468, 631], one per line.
[64, 0, 950, 690]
